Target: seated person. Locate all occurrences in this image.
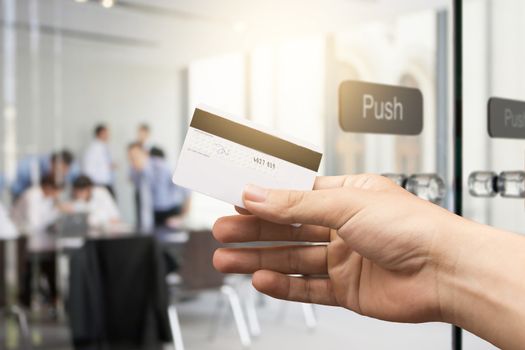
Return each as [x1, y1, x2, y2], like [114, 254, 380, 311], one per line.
[11, 175, 62, 307]
[11, 175, 62, 252]
[128, 143, 190, 229]
[70, 175, 121, 231]
[11, 149, 77, 202]
[0, 203, 18, 240]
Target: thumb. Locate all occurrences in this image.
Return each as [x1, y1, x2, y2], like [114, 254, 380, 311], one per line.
[242, 184, 364, 229]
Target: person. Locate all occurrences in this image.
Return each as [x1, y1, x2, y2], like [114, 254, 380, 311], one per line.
[11, 149, 76, 202]
[12, 175, 62, 251]
[70, 175, 121, 231]
[212, 174, 525, 350]
[136, 123, 152, 151]
[11, 175, 63, 307]
[83, 124, 116, 198]
[129, 124, 152, 228]
[128, 143, 190, 230]
[0, 203, 18, 240]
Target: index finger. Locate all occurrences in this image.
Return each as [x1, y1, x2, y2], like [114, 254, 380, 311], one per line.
[243, 186, 362, 229]
[313, 175, 352, 190]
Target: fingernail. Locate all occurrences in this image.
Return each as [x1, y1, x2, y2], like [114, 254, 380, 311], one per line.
[244, 184, 267, 203]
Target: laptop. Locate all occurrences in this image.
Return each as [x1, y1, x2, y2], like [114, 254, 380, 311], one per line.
[52, 213, 89, 238]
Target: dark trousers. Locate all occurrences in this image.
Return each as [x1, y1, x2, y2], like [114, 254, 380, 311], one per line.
[135, 189, 141, 229]
[154, 206, 182, 227]
[21, 252, 57, 307]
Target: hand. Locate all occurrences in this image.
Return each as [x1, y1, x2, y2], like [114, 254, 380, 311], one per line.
[57, 202, 75, 214]
[166, 216, 184, 229]
[213, 174, 462, 324]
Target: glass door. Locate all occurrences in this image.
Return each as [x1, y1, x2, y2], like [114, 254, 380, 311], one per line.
[2, 0, 463, 349]
[185, 0, 456, 348]
[463, 1, 525, 348]
[312, 1, 455, 349]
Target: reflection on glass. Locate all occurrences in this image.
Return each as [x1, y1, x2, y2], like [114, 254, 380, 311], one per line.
[463, 0, 525, 231]
[2, 0, 17, 185]
[0, 1, 457, 348]
[28, 0, 42, 185]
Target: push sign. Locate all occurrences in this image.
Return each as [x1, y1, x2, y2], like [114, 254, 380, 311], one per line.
[339, 80, 423, 135]
[488, 97, 525, 139]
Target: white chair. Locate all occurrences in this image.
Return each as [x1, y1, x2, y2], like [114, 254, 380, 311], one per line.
[165, 231, 252, 349]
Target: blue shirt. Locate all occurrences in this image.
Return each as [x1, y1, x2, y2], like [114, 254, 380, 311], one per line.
[132, 157, 189, 212]
[11, 154, 79, 199]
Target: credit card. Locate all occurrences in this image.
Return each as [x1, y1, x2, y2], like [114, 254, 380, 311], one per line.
[172, 106, 323, 209]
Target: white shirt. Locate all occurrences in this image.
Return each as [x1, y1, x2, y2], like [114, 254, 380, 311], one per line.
[73, 187, 120, 229]
[83, 139, 113, 185]
[11, 187, 59, 252]
[0, 204, 18, 239]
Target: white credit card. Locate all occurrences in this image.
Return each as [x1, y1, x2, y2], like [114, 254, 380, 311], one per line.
[172, 106, 323, 209]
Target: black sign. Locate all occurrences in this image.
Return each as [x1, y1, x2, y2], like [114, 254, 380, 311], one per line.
[488, 97, 525, 139]
[339, 80, 423, 135]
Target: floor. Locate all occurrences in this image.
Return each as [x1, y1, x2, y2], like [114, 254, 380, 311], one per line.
[1, 285, 497, 350]
[174, 289, 496, 350]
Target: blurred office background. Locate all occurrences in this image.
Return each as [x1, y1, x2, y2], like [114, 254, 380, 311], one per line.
[0, 0, 523, 349]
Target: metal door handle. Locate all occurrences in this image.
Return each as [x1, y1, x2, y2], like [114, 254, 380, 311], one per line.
[382, 173, 446, 204]
[405, 174, 446, 204]
[497, 171, 525, 198]
[382, 174, 408, 187]
[468, 171, 498, 197]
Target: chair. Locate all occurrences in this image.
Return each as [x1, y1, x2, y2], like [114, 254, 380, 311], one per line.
[68, 235, 171, 350]
[230, 243, 318, 336]
[166, 230, 252, 349]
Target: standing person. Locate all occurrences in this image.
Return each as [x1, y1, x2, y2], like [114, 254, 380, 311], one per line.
[130, 123, 152, 226]
[83, 124, 116, 198]
[148, 146, 190, 227]
[128, 143, 153, 232]
[136, 123, 152, 151]
[11, 149, 76, 202]
[128, 143, 190, 231]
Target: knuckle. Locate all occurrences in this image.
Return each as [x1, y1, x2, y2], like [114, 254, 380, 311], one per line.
[283, 191, 305, 222]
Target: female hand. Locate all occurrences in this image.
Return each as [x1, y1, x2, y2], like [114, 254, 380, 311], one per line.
[212, 174, 461, 323]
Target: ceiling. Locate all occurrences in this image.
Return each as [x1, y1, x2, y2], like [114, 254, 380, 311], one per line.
[7, 0, 451, 67]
